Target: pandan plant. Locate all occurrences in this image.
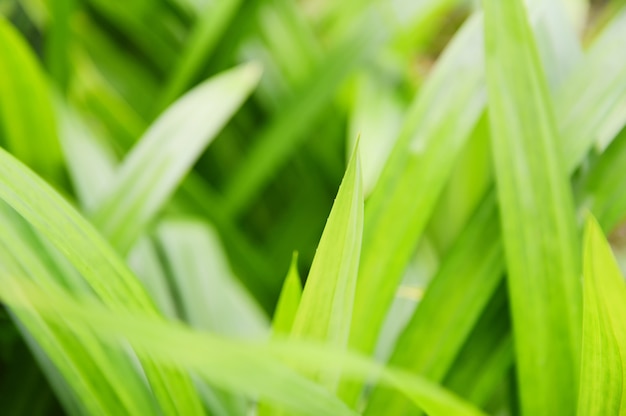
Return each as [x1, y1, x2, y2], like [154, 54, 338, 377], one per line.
[0, 0, 625, 415]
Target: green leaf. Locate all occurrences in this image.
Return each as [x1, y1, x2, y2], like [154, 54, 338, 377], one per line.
[290, 143, 363, 390]
[272, 253, 303, 335]
[257, 253, 302, 415]
[155, 219, 268, 338]
[349, 9, 486, 372]
[365, 195, 503, 415]
[483, 0, 581, 414]
[578, 215, 626, 415]
[222, 15, 382, 216]
[0, 203, 157, 415]
[55, 101, 118, 210]
[442, 283, 513, 408]
[0, 147, 205, 415]
[90, 62, 262, 254]
[0, 18, 65, 188]
[577, 127, 626, 232]
[369, 6, 626, 413]
[557, 9, 626, 170]
[0, 277, 487, 416]
[157, 0, 246, 110]
[45, 0, 74, 92]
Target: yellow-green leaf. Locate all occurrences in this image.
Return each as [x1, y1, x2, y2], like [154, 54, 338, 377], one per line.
[290, 143, 363, 390]
[578, 215, 626, 415]
[273, 253, 303, 335]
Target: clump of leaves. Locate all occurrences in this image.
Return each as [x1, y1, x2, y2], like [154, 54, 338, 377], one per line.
[0, 0, 626, 415]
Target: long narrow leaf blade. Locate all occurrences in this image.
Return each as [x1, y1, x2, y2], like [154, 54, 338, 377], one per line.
[0, 148, 205, 415]
[273, 254, 302, 335]
[579, 215, 626, 415]
[350, 11, 486, 364]
[483, 0, 581, 414]
[0, 205, 157, 415]
[0, 278, 487, 416]
[290, 144, 363, 390]
[91, 62, 261, 253]
[382, 6, 626, 406]
[155, 220, 268, 337]
[0, 18, 65, 188]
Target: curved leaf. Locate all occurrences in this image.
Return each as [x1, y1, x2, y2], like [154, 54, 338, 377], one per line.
[0, 278, 487, 416]
[0, 147, 205, 415]
[91, 62, 262, 253]
[0, 18, 64, 187]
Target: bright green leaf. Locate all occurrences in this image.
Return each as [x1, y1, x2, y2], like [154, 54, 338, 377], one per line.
[484, 0, 581, 414]
[349, 12, 486, 372]
[272, 253, 303, 335]
[290, 143, 363, 391]
[0, 278, 487, 416]
[368, 6, 626, 413]
[578, 215, 626, 415]
[0, 147, 205, 415]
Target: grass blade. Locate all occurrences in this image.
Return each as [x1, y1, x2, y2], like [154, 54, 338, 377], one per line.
[349, 11, 486, 374]
[155, 220, 268, 338]
[157, 0, 245, 110]
[290, 143, 363, 390]
[365, 194, 503, 414]
[0, 147, 205, 415]
[483, 0, 581, 414]
[272, 253, 302, 335]
[577, 127, 626, 232]
[0, 203, 157, 415]
[0, 18, 65, 188]
[56, 102, 118, 210]
[0, 278, 488, 416]
[222, 16, 381, 216]
[578, 215, 626, 415]
[90, 63, 261, 253]
[257, 253, 303, 415]
[370, 7, 626, 412]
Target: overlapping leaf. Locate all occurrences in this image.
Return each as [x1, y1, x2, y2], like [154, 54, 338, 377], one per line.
[0, 146, 205, 415]
[0, 277, 487, 416]
[379, 8, 626, 413]
[578, 215, 626, 415]
[483, 0, 581, 414]
[0, 18, 65, 188]
[289, 144, 363, 390]
[90, 63, 261, 253]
